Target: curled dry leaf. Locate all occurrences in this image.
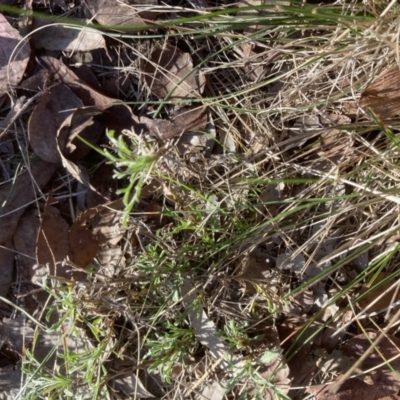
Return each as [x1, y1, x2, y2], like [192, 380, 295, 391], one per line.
[0, 14, 30, 96]
[28, 84, 83, 164]
[31, 20, 105, 52]
[38, 56, 139, 132]
[144, 45, 206, 100]
[360, 66, 400, 119]
[85, 0, 157, 27]
[56, 111, 103, 190]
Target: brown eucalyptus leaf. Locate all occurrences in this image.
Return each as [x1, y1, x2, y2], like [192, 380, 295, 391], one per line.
[28, 84, 83, 164]
[31, 20, 106, 52]
[0, 159, 58, 245]
[85, 0, 157, 27]
[360, 66, 400, 119]
[144, 45, 206, 100]
[36, 199, 70, 279]
[0, 14, 30, 96]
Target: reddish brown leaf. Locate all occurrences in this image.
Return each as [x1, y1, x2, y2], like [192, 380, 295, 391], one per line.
[0, 14, 31, 96]
[36, 200, 70, 279]
[360, 66, 400, 119]
[144, 45, 206, 100]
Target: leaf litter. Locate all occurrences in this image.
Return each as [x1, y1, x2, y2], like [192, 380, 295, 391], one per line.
[3, 1, 400, 399]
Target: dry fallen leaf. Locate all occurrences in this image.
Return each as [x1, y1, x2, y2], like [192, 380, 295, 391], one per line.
[360, 66, 400, 119]
[0, 14, 31, 96]
[144, 45, 206, 100]
[56, 111, 102, 189]
[69, 211, 100, 269]
[31, 20, 106, 52]
[358, 272, 399, 313]
[37, 56, 137, 130]
[339, 332, 400, 398]
[85, 0, 157, 27]
[0, 239, 14, 299]
[342, 332, 400, 370]
[307, 376, 389, 400]
[108, 357, 156, 398]
[28, 84, 83, 164]
[148, 105, 208, 139]
[12, 208, 41, 312]
[0, 159, 58, 245]
[181, 278, 241, 373]
[199, 381, 224, 400]
[247, 349, 291, 400]
[36, 198, 70, 279]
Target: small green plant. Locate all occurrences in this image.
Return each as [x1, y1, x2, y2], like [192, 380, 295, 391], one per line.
[145, 321, 198, 383]
[21, 279, 111, 400]
[78, 129, 160, 225]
